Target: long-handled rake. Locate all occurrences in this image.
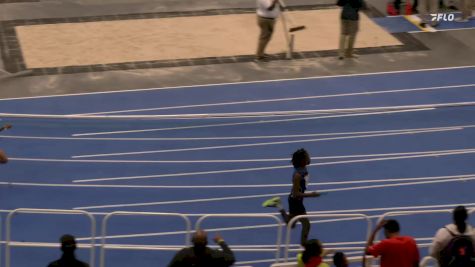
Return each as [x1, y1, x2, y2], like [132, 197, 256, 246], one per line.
[278, 0, 307, 58]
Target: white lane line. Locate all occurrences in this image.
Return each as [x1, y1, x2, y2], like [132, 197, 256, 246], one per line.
[72, 149, 475, 183]
[4, 124, 473, 141]
[409, 26, 475, 33]
[0, 65, 473, 101]
[4, 102, 454, 120]
[305, 203, 475, 215]
[70, 84, 475, 116]
[9, 147, 475, 164]
[2, 174, 473, 189]
[73, 176, 475, 210]
[71, 108, 435, 136]
[71, 127, 462, 159]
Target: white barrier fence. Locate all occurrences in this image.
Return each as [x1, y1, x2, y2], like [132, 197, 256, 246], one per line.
[284, 213, 372, 261]
[5, 208, 96, 267]
[195, 214, 283, 262]
[100, 211, 192, 267]
[1, 208, 474, 267]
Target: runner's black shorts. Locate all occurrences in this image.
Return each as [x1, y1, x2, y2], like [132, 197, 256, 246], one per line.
[288, 195, 306, 215]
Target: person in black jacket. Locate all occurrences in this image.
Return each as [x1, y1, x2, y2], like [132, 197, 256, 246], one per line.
[168, 230, 235, 267]
[47, 235, 89, 267]
[337, 0, 365, 59]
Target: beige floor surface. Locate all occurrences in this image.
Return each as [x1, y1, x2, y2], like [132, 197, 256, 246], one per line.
[15, 9, 402, 69]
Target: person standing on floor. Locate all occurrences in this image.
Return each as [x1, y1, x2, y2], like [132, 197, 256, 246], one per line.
[256, 0, 281, 61]
[262, 148, 324, 245]
[337, 0, 365, 60]
[419, 0, 439, 27]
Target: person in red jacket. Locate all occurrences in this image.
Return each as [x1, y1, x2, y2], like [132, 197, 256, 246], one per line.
[365, 219, 420, 267]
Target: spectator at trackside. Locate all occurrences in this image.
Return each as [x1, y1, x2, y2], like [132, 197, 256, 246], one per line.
[365, 219, 420, 267]
[333, 252, 348, 267]
[419, 0, 439, 28]
[337, 0, 365, 60]
[297, 239, 330, 267]
[47, 234, 89, 267]
[256, 0, 281, 61]
[168, 230, 235, 267]
[429, 206, 475, 267]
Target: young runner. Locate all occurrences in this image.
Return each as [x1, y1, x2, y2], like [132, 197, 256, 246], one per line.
[262, 148, 324, 245]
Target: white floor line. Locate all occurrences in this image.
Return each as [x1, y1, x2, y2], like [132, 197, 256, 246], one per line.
[63, 101, 475, 119]
[4, 124, 473, 141]
[71, 126, 461, 159]
[307, 202, 475, 215]
[73, 177, 475, 210]
[72, 149, 475, 183]
[71, 108, 435, 136]
[10, 147, 475, 164]
[70, 83, 475, 116]
[0, 65, 473, 101]
[4, 148, 472, 163]
[6, 103, 447, 121]
[2, 173, 473, 189]
[409, 26, 475, 33]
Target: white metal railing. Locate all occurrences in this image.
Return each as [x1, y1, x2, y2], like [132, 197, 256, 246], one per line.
[1, 207, 473, 267]
[377, 209, 453, 225]
[5, 208, 96, 267]
[195, 214, 283, 262]
[420, 256, 440, 267]
[0, 213, 2, 267]
[100, 211, 191, 267]
[284, 213, 372, 261]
